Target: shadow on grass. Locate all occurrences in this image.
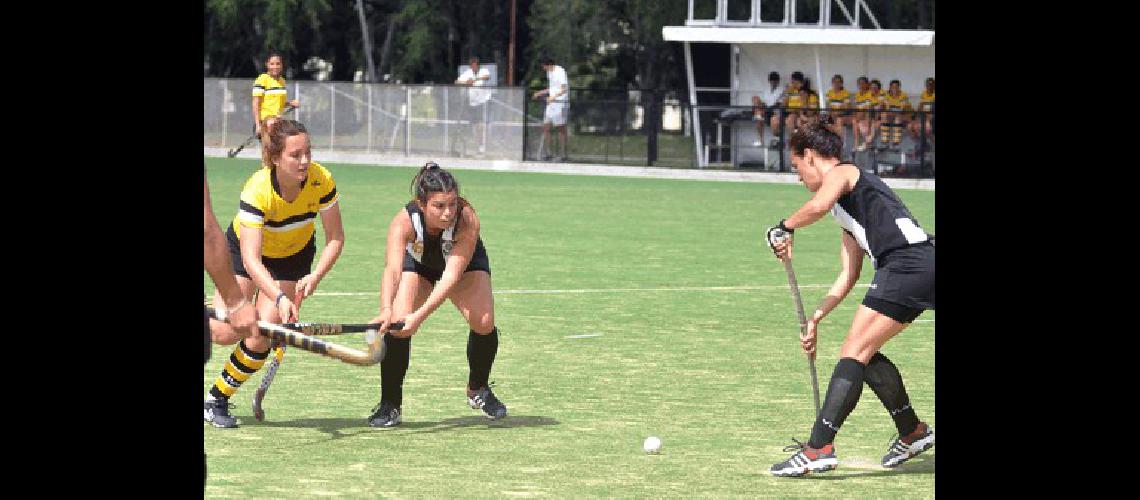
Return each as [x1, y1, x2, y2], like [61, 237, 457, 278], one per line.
[791, 454, 936, 481]
[251, 414, 560, 448]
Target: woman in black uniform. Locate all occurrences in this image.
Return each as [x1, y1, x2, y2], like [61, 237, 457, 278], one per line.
[765, 116, 935, 476]
[366, 162, 507, 427]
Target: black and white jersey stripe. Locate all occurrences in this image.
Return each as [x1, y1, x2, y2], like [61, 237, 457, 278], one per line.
[832, 165, 929, 267]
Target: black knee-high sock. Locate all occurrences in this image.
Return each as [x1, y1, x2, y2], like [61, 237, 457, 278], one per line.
[467, 327, 499, 390]
[380, 334, 411, 407]
[864, 352, 920, 436]
[809, 357, 866, 449]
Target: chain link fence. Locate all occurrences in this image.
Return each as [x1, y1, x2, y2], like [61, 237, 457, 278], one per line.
[205, 78, 527, 160]
[205, 79, 696, 168]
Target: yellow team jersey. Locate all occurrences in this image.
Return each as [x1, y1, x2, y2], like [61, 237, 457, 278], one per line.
[854, 89, 875, 109]
[785, 89, 806, 109]
[919, 90, 935, 112]
[883, 91, 912, 111]
[231, 162, 340, 258]
[807, 92, 819, 109]
[826, 89, 851, 110]
[252, 73, 288, 121]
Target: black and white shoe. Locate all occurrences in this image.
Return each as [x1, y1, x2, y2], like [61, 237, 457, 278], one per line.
[882, 422, 934, 467]
[770, 438, 838, 477]
[367, 401, 402, 428]
[468, 385, 508, 420]
[204, 398, 239, 428]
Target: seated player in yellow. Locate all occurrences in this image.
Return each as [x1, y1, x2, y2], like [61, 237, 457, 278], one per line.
[908, 77, 935, 145]
[204, 119, 345, 428]
[852, 77, 875, 151]
[879, 79, 913, 149]
[825, 75, 854, 140]
[771, 71, 807, 143]
[252, 52, 300, 140]
[364, 162, 508, 428]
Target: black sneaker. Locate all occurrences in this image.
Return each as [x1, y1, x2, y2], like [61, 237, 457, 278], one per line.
[770, 438, 838, 477]
[367, 401, 402, 428]
[882, 422, 934, 467]
[542, 154, 554, 161]
[204, 398, 239, 428]
[468, 385, 508, 420]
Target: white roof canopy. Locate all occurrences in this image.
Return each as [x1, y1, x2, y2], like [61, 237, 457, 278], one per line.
[662, 26, 933, 46]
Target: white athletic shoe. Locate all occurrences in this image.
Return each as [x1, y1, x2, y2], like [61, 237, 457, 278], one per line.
[882, 422, 935, 468]
[770, 438, 838, 477]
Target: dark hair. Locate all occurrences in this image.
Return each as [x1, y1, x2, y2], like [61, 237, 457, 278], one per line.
[791, 71, 804, 82]
[925, 77, 935, 86]
[261, 119, 308, 168]
[469, 55, 480, 62]
[541, 56, 554, 66]
[411, 161, 461, 203]
[768, 71, 780, 81]
[266, 52, 284, 64]
[857, 76, 868, 85]
[789, 116, 843, 159]
[871, 79, 882, 89]
[832, 74, 843, 83]
[889, 79, 901, 87]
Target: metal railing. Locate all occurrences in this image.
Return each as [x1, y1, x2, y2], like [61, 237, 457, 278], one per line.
[698, 105, 935, 177]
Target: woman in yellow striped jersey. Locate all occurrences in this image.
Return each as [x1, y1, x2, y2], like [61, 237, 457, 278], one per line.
[252, 53, 301, 141]
[907, 77, 935, 144]
[204, 119, 345, 428]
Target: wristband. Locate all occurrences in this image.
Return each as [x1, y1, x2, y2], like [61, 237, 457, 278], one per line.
[778, 219, 794, 234]
[275, 292, 287, 306]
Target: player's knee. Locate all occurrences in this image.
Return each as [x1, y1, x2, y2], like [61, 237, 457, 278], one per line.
[210, 321, 241, 346]
[244, 333, 271, 352]
[470, 315, 495, 334]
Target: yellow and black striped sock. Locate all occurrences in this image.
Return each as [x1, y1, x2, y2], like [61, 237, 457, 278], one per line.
[207, 339, 269, 400]
[892, 124, 902, 145]
[879, 123, 890, 145]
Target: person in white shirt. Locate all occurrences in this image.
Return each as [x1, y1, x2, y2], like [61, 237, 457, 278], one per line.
[752, 71, 784, 146]
[455, 56, 492, 154]
[532, 56, 569, 161]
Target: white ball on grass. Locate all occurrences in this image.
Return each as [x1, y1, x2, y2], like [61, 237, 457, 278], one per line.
[643, 436, 662, 454]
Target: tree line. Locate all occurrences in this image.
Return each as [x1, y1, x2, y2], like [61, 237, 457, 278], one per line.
[204, 0, 933, 92]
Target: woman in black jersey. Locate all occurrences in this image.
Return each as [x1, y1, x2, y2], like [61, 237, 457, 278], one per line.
[764, 116, 935, 477]
[365, 162, 506, 427]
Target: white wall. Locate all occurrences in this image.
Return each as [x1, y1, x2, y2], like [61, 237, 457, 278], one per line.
[733, 43, 934, 105]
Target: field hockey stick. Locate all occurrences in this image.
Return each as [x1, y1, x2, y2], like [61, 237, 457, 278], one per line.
[781, 256, 822, 419]
[207, 307, 389, 367]
[252, 293, 302, 422]
[275, 320, 405, 336]
[226, 106, 296, 158]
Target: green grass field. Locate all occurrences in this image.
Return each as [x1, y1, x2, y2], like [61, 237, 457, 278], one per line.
[204, 157, 935, 498]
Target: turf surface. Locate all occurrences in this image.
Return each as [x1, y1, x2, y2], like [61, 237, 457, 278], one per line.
[204, 157, 935, 498]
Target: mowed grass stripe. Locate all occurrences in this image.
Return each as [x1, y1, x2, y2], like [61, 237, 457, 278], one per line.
[204, 157, 935, 498]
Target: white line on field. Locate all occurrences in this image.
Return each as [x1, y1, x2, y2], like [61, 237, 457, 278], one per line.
[310, 284, 868, 297]
[565, 334, 603, 339]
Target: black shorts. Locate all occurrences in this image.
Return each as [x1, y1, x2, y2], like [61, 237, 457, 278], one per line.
[402, 239, 491, 284]
[227, 226, 316, 282]
[862, 242, 935, 324]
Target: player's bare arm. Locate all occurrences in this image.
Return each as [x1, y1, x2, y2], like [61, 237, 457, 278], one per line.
[784, 164, 859, 230]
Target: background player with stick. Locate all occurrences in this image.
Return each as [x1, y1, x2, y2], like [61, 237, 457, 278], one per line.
[764, 116, 935, 477]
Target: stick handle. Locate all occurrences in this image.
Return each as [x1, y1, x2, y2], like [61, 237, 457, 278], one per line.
[279, 322, 404, 335]
[782, 257, 822, 419]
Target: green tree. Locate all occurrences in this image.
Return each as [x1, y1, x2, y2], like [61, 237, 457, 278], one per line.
[204, 0, 331, 77]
